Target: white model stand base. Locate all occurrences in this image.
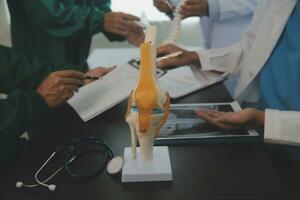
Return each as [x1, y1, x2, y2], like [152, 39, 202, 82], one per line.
[121, 146, 173, 183]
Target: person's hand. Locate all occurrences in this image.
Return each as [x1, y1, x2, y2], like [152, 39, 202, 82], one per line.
[180, 0, 209, 18]
[104, 12, 143, 37]
[157, 44, 200, 68]
[84, 66, 115, 85]
[195, 108, 265, 130]
[37, 70, 85, 108]
[126, 28, 145, 46]
[153, 0, 175, 13]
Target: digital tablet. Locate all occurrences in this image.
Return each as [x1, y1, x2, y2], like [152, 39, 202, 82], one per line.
[156, 101, 261, 145]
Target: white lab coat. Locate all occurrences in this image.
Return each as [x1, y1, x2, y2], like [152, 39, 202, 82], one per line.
[201, 0, 257, 49]
[169, 0, 256, 95]
[201, 0, 257, 96]
[194, 0, 300, 144]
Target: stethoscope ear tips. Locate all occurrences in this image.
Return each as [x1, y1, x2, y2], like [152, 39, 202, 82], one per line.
[15, 181, 56, 191]
[48, 184, 56, 191]
[16, 181, 23, 188]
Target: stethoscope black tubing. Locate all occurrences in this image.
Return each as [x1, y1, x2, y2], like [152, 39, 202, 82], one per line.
[52, 137, 115, 179]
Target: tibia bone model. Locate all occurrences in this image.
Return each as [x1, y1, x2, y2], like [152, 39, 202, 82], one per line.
[125, 26, 170, 161]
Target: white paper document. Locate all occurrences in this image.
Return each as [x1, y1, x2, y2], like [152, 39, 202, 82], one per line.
[158, 66, 227, 99]
[68, 64, 227, 121]
[68, 64, 138, 121]
[87, 48, 139, 69]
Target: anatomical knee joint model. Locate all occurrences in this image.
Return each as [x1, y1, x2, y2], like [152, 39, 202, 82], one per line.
[125, 26, 170, 161]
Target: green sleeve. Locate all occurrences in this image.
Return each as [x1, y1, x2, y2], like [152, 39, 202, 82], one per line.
[95, 0, 111, 13]
[0, 46, 39, 92]
[0, 45, 85, 93]
[18, 0, 111, 37]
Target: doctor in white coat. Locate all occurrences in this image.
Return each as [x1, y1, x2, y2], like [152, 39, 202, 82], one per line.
[157, 0, 300, 145]
[153, 0, 257, 95]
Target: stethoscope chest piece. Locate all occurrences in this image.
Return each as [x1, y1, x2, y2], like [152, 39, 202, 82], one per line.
[106, 156, 123, 175]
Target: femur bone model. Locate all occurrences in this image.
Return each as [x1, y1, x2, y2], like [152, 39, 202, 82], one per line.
[125, 26, 170, 161]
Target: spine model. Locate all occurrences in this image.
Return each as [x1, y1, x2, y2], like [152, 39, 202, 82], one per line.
[162, 0, 187, 45]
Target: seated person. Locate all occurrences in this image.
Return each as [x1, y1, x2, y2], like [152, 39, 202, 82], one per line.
[156, 0, 300, 146]
[0, 45, 111, 178]
[7, 0, 145, 67]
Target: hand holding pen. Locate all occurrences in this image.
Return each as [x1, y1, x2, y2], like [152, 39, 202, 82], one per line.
[156, 51, 183, 62]
[85, 76, 101, 80]
[84, 66, 116, 85]
[157, 44, 201, 69]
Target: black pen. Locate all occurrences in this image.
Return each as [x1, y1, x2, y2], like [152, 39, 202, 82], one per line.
[85, 76, 100, 80]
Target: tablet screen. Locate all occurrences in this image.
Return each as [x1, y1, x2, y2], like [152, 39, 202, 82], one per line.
[157, 102, 259, 144]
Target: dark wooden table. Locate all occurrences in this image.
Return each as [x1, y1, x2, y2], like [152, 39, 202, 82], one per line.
[1, 83, 299, 200]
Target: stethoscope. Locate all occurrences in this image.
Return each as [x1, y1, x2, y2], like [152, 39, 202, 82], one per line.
[16, 137, 122, 191]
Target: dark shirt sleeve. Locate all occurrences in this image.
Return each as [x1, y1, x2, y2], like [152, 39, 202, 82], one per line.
[0, 89, 48, 177]
[0, 53, 49, 174]
[0, 46, 53, 140]
[17, 0, 112, 37]
[0, 89, 48, 145]
[0, 46, 85, 92]
[0, 46, 85, 173]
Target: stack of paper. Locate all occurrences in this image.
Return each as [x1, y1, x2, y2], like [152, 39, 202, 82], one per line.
[68, 64, 138, 121]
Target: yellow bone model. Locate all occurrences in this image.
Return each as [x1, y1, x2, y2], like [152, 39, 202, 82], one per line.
[134, 42, 158, 133]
